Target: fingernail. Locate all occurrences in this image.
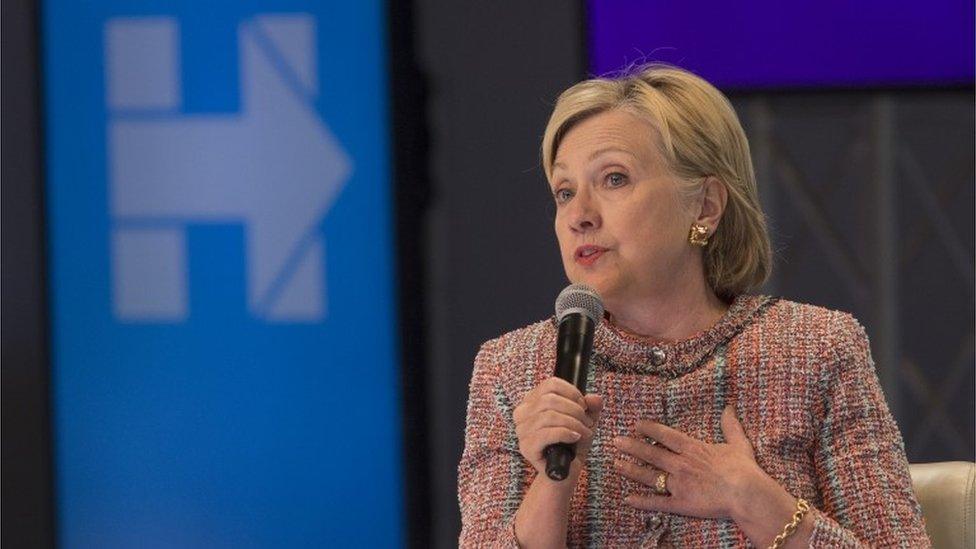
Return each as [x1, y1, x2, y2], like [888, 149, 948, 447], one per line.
[571, 432, 582, 441]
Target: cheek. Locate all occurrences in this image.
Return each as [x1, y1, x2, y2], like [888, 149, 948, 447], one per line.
[554, 221, 575, 262]
[618, 204, 685, 257]
[553, 219, 568, 250]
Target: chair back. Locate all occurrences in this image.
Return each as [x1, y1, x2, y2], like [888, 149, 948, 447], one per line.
[909, 461, 975, 549]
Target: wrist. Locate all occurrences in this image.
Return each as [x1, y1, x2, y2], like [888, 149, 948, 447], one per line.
[726, 469, 761, 522]
[730, 473, 806, 548]
[515, 461, 582, 548]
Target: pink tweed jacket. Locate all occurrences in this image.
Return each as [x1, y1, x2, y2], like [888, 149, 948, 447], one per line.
[458, 295, 930, 547]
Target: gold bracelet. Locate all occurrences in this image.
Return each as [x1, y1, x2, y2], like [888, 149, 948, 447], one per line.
[767, 498, 810, 549]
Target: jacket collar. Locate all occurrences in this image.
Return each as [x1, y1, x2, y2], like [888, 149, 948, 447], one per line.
[582, 294, 777, 377]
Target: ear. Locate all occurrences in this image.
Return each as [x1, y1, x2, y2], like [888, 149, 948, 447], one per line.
[695, 176, 728, 232]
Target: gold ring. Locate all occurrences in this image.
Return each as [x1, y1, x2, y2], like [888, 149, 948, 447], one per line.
[654, 470, 670, 496]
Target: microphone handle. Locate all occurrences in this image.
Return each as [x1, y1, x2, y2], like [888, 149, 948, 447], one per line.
[544, 313, 595, 481]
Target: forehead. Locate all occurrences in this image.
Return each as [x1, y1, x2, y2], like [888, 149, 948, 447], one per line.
[554, 109, 659, 166]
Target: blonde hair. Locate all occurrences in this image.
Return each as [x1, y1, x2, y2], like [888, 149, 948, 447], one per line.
[541, 63, 771, 298]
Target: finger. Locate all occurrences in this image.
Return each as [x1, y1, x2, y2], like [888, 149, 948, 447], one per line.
[612, 459, 661, 488]
[721, 405, 753, 454]
[538, 392, 594, 426]
[613, 436, 680, 471]
[624, 494, 675, 513]
[536, 426, 583, 447]
[583, 394, 604, 421]
[635, 420, 695, 454]
[532, 410, 593, 440]
[517, 390, 591, 428]
[513, 402, 526, 424]
[538, 377, 586, 405]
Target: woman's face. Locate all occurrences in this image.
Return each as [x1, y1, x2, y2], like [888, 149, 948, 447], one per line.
[549, 109, 698, 309]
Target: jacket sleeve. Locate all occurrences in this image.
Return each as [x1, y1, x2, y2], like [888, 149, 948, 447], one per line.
[807, 314, 931, 548]
[458, 340, 536, 548]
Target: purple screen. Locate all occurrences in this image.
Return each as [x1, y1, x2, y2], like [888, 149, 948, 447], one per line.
[588, 0, 974, 89]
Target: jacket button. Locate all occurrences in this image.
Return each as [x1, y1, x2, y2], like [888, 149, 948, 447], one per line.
[650, 347, 667, 366]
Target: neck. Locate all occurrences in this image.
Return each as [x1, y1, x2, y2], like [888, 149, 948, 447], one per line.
[605, 277, 729, 343]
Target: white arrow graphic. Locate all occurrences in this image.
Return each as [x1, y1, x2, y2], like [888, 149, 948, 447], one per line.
[108, 15, 350, 321]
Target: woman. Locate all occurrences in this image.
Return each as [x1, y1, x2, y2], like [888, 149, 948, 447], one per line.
[457, 65, 930, 547]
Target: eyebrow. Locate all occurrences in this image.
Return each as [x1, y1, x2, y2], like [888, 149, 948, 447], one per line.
[588, 146, 637, 162]
[552, 146, 638, 173]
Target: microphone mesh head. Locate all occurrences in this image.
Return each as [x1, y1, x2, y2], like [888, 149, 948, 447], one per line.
[555, 284, 604, 324]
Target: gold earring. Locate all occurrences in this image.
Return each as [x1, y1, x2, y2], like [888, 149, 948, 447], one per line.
[689, 224, 709, 247]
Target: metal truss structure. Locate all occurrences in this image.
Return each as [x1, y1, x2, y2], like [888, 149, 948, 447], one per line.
[736, 92, 975, 462]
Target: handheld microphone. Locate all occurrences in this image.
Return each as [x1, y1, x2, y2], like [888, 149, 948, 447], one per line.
[544, 284, 604, 481]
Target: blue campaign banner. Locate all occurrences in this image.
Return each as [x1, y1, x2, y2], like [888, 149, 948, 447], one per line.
[42, 1, 401, 547]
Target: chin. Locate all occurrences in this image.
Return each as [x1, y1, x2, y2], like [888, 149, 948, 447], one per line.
[567, 271, 617, 301]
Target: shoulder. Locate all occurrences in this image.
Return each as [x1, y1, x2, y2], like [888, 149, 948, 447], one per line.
[470, 318, 558, 399]
[757, 297, 868, 346]
[477, 317, 558, 363]
[754, 297, 873, 374]
[761, 297, 863, 333]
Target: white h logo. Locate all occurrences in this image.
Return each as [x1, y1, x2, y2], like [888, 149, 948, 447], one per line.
[106, 14, 350, 322]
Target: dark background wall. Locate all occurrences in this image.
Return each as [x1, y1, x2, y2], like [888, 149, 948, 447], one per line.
[415, 2, 585, 544]
[731, 92, 975, 464]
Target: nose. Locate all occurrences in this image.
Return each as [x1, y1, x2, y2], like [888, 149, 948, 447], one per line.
[568, 186, 601, 233]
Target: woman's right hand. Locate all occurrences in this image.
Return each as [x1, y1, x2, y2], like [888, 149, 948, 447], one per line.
[513, 377, 604, 478]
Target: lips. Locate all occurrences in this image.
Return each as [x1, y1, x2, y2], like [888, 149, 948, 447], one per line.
[574, 245, 607, 266]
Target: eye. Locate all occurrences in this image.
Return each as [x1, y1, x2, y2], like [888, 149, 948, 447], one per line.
[554, 188, 574, 204]
[605, 172, 627, 188]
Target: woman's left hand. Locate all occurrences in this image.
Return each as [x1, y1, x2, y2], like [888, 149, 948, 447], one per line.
[612, 405, 767, 520]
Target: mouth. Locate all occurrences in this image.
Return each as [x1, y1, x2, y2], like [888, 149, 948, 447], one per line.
[574, 245, 608, 266]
